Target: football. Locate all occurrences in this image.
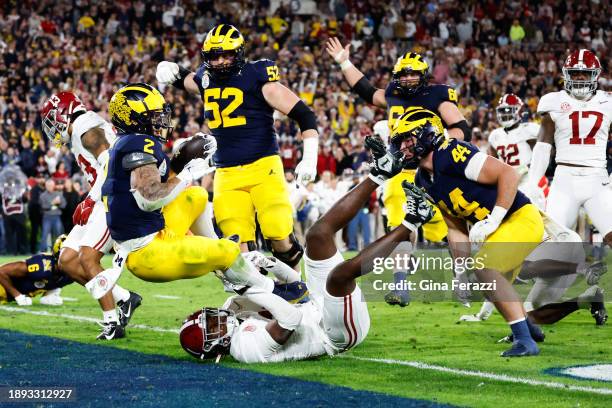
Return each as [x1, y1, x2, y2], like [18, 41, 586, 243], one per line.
[170, 134, 214, 174]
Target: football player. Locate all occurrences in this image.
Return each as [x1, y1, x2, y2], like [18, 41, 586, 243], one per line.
[156, 24, 319, 270]
[488, 93, 548, 208]
[180, 143, 433, 362]
[40, 91, 142, 340]
[326, 38, 469, 306]
[0, 235, 73, 306]
[93, 83, 254, 302]
[528, 49, 612, 248]
[395, 108, 546, 357]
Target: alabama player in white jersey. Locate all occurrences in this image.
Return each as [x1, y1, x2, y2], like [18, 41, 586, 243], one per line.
[179, 140, 433, 362]
[40, 92, 142, 340]
[489, 93, 547, 208]
[528, 49, 612, 248]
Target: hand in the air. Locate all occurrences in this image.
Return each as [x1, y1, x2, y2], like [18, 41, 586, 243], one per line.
[365, 134, 405, 185]
[156, 61, 180, 85]
[325, 37, 350, 64]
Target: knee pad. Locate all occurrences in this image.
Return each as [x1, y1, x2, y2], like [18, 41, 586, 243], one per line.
[272, 234, 304, 268]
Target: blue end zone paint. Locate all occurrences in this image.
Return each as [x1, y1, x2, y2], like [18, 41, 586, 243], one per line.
[0, 330, 453, 407]
[544, 365, 612, 383]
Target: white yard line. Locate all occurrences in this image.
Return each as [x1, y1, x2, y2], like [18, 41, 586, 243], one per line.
[1, 305, 610, 395]
[153, 295, 182, 300]
[0, 305, 179, 334]
[341, 356, 612, 396]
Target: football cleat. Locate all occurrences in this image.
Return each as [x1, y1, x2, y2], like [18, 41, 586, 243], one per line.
[384, 290, 410, 308]
[459, 314, 483, 322]
[590, 287, 607, 326]
[500, 340, 540, 357]
[118, 291, 143, 327]
[498, 329, 545, 344]
[97, 321, 125, 340]
[584, 261, 607, 286]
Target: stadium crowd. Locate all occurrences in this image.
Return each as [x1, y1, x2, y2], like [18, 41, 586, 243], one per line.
[0, 0, 609, 253]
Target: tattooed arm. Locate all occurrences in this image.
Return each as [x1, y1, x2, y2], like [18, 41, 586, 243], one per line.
[129, 163, 188, 212]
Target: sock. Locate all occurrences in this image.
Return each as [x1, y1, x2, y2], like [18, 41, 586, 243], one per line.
[103, 309, 119, 323]
[525, 318, 542, 338]
[190, 204, 218, 238]
[477, 301, 495, 319]
[509, 318, 532, 344]
[112, 285, 131, 304]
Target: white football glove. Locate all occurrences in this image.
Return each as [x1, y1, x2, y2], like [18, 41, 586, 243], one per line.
[15, 294, 32, 306]
[177, 158, 214, 183]
[156, 61, 180, 85]
[468, 206, 507, 243]
[194, 132, 218, 159]
[295, 137, 318, 186]
[40, 288, 63, 306]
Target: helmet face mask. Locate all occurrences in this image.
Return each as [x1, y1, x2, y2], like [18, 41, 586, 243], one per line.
[40, 92, 86, 146]
[562, 49, 601, 99]
[179, 307, 238, 361]
[109, 83, 173, 140]
[202, 25, 246, 79]
[390, 123, 442, 169]
[496, 93, 523, 128]
[392, 52, 429, 95]
[562, 67, 600, 99]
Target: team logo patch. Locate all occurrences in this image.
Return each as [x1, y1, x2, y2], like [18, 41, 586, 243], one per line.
[201, 73, 210, 89]
[560, 102, 571, 112]
[545, 364, 612, 382]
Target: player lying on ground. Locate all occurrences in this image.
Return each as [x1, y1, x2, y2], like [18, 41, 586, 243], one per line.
[179, 139, 433, 362]
[0, 235, 73, 306]
[88, 83, 266, 314]
[40, 91, 142, 340]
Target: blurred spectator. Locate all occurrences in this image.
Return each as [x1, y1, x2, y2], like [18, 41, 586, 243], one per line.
[510, 19, 526, 44]
[61, 179, 80, 233]
[28, 173, 46, 254]
[39, 179, 66, 252]
[1, 168, 28, 255]
[52, 162, 70, 184]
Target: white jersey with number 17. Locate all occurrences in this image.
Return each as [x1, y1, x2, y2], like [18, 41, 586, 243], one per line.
[537, 90, 611, 168]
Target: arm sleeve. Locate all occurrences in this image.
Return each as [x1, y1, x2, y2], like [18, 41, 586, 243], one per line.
[528, 142, 552, 185]
[463, 151, 489, 181]
[244, 292, 303, 331]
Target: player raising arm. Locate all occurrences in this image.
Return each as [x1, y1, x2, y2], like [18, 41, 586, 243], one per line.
[156, 24, 319, 269]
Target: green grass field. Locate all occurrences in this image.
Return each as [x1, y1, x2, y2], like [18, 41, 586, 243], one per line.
[0, 254, 610, 407]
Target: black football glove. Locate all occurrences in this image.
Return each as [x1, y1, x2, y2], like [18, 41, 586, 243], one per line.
[365, 134, 406, 185]
[401, 180, 434, 232]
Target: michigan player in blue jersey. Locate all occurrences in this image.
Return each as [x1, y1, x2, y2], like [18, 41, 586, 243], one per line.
[0, 235, 73, 306]
[327, 38, 471, 306]
[155, 24, 319, 270]
[389, 108, 545, 357]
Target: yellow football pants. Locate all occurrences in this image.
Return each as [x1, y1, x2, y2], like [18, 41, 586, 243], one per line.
[213, 155, 293, 242]
[126, 186, 241, 282]
[383, 170, 448, 242]
[476, 203, 545, 280]
[0, 284, 7, 303]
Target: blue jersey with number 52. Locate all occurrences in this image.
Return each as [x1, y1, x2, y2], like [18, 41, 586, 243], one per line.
[415, 139, 530, 225]
[102, 133, 170, 241]
[193, 59, 280, 167]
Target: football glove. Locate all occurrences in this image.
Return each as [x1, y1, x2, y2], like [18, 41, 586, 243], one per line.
[177, 158, 214, 183]
[15, 294, 32, 306]
[469, 206, 507, 243]
[401, 181, 434, 232]
[72, 196, 95, 226]
[156, 61, 180, 85]
[365, 134, 406, 185]
[294, 137, 318, 186]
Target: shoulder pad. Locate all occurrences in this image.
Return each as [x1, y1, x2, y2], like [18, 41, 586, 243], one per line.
[537, 92, 559, 114]
[122, 152, 157, 170]
[430, 84, 459, 104]
[251, 59, 280, 83]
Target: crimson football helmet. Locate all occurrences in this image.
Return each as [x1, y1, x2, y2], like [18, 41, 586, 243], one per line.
[562, 49, 601, 99]
[179, 308, 238, 361]
[496, 93, 524, 128]
[40, 92, 86, 146]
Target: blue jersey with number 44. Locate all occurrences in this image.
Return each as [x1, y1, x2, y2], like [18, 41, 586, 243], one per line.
[102, 133, 170, 241]
[415, 139, 530, 225]
[194, 59, 280, 167]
